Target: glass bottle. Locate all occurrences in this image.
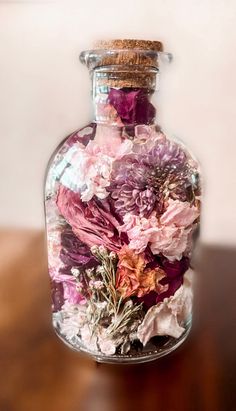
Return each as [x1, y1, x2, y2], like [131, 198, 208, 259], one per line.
[45, 39, 201, 363]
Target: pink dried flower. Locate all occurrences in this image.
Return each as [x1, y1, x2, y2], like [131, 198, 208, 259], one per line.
[60, 137, 133, 202]
[56, 185, 123, 252]
[63, 277, 86, 305]
[119, 200, 199, 261]
[160, 199, 199, 226]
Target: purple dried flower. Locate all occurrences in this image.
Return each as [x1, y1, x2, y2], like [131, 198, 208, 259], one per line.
[109, 133, 197, 218]
[108, 88, 156, 125]
[51, 280, 64, 312]
[59, 225, 98, 277]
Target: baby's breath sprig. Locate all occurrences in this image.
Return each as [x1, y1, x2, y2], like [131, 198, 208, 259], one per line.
[90, 245, 143, 339]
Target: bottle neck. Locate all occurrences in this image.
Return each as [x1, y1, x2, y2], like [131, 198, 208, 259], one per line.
[91, 66, 158, 127]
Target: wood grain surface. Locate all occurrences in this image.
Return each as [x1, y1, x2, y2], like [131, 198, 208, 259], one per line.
[0, 230, 235, 411]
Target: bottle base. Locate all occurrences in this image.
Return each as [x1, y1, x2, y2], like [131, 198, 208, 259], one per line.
[54, 321, 191, 364]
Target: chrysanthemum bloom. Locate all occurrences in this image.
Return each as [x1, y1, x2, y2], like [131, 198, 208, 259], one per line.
[109, 131, 199, 218]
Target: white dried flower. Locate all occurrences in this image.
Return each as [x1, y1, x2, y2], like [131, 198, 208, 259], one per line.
[95, 301, 108, 310]
[109, 251, 117, 260]
[137, 270, 193, 345]
[60, 317, 80, 339]
[71, 268, 80, 277]
[98, 245, 107, 256]
[80, 324, 98, 352]
[76, 281, 84, 292]
[96, 266, 105, 274]
[89, 280, 104, 290]
[91, 245, 99, 254]
[61, 302, 79, 317]
[85, 268, 94, 278]
[99, 338, 116, 356]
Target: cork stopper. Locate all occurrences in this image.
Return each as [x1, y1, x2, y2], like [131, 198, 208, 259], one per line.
[94, 39, 163, 51]
[93, 38, 163, 68]
[80, 39, 164, 88]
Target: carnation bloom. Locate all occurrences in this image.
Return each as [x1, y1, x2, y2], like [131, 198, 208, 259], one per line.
[119, 199, 199, 261]
[60, 140, 113, 201]
[56, 185, 123, 251]
[60, 137, 133, 202]
[116, 246, 167, 298]
[109, 130, 199, 218]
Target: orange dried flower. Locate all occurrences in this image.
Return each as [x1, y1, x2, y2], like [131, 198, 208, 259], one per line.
[116, 246, 167, 298]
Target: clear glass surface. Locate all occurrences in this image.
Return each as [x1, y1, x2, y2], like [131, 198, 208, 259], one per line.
[45, 50, 201, 363]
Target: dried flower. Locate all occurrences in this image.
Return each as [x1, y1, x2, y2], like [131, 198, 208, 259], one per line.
[119, 200, 199, 261]
[119, 213, 158, 253]
[67, 123, 97, 147]
[150, 199, 199, 260]
[56, 186, 123, 252]
[137, 256, 190, 309]
[116, 246, 167, 298]
[60, 304, 88, 339]
[60, 317, 81, 339]
[63, 279, 87, 305]
[98, 337, 116, 355]
[51, 280, 64, 312]
[109, 131, 199, 218]
[89, 280, 104, 290]
[71, 268, 80, 277]
[137, 271, 193, 345]
[60, 225, 98, 272]
[108, 88, 156, 125]
[60, 136, 133, 202]
[80, 324, 98, 351]
[60, 140, 113, 201]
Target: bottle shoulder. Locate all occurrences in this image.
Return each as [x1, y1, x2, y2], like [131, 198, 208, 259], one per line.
[44, 123, 97, 197]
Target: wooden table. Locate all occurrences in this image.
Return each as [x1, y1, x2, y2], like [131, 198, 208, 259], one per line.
[0, 230, 235, 411]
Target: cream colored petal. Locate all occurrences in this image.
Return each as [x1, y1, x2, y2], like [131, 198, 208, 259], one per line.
[137, 271, 193, 346]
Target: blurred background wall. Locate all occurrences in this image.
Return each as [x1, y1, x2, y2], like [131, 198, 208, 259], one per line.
[0, 0, 236, 246]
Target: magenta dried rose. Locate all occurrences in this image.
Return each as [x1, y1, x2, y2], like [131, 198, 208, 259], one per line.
[108, 88, 156, 125]
[56, 185, 123, 252]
